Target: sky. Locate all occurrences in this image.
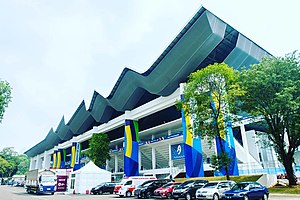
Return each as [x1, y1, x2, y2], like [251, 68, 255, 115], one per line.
[0, 0, 299, 154]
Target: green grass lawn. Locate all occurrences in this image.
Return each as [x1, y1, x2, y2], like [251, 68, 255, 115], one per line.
[268, 185, 300, 194]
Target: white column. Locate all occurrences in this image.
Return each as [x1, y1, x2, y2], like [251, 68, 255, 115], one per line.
[30, 158, 35, 170]
[106, 159, 109, 171]
[139, 149, 142, 170]
[35, 155, 40, 169]
[43, 151, 51, 169]
[114, 154, 118, 173]
[168, 143, 173, 168]
[240, 124, 250, 169]
[152, 147, 156, 169]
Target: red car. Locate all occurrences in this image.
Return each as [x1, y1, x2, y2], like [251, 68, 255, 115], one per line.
[153, 182, 181, 199]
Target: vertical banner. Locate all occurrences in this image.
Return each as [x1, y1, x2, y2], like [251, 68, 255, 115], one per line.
[124, 119, 139, 177]
[57, 149, 66, 168]
[71, 142, 81, 170]
[211, 94, 239, 176]
[56, 149, 61, 169]
[180, 84, 204, 178]
[215, 121, 239, 176]
[52, 150, 57, 169]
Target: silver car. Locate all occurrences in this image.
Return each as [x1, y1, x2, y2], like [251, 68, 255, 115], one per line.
[196, 181, 235, 200]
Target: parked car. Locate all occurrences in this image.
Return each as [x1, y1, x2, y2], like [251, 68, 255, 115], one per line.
[134, 179, 174, 198]
[115, 176, 157, 197]
[172, 180, 208, 200]
[153, 182, 182, 199]
[196, 181, 235, 200]
[221, 182, 269, 200]
[91, 182, 117, 195]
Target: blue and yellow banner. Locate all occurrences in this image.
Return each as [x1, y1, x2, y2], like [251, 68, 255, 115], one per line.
[71, 142, 81, 170]
[56, 149, 66, 169]
[124, 119, 139, 177]
[52, 150, 57, 169]
[181, 92, 204, 178]
[211, 94, 239, 176]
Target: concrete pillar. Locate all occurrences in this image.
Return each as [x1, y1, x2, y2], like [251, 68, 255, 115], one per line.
[106, 159, 109, 171]
[152, 147, 156, 169]
[114, 154, 118, 173]
[35, 155, 40, 169]
[240, 124, 250, 167]
[43, 151, 51, 169]
[168, 143, 173, 168]
[139, 149, 142, 170]
[30, 158, 35, 170]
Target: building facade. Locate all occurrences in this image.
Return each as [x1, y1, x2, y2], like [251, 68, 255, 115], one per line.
[25, 7, 285, 179]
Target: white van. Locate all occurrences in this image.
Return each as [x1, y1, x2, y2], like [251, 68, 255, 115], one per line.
[115, 176, 156, 197]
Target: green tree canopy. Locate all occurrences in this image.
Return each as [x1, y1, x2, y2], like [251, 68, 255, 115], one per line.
[180, 62, 242, 179]
[237, 52, 300, 185]
[86, 132, 111, 168]
[0, 147, 29, 177]
[0, 80, 12, 123]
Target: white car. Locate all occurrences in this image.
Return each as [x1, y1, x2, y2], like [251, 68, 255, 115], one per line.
[196, 181, 235, 200]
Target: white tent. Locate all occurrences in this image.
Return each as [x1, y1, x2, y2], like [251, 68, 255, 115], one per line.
[69, 161, 111, 194]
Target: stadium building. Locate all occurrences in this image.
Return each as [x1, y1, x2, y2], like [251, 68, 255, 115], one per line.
[25, 7, 286, 179]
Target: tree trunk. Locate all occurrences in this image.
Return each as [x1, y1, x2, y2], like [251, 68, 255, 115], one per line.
[282, 154, 297, 185]
[225, 166, 230, 180]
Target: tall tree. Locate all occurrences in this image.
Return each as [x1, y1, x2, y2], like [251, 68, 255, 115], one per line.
[180, 62, 242, 180]
[0, 80, 12, 123]
[0, 147, 19, 177]
[237, 52, 300, 185]
[86, 133, 111, 168]
[15, 154, 30, 175]
[0, 157, 9, 177]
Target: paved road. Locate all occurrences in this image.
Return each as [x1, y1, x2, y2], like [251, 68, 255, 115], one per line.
[1, 185, 300, 200]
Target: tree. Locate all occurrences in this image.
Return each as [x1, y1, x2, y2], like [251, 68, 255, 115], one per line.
[0, 157, 9, 177]
[86, 132, 111, 168]
[180, 62, 242, 180]
[0, 80, 12, 123]
[15, 154, 30, 175]
[237, 52, 300, 185]
[0, 147, 19, 177]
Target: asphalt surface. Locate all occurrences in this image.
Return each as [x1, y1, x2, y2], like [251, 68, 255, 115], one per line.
[1, 185, 300, 200]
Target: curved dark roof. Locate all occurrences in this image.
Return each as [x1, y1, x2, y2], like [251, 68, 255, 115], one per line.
[24, 7, 270, 157]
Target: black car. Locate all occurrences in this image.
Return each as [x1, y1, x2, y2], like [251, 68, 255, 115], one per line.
[172, 180, 208, 200]
[90, 182, 117, 195]
[134, 179, 174, 198]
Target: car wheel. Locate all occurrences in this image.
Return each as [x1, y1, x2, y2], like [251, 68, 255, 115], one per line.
[146, 192, 152, 199]
[185, 193, 192, 200]
[126, 191, 132, 197]
[167, 192, 172, 199]
[263, 193, 268, 200]
[213, 193, 219, 200]
[99, 190, 103, 195]
[244, 195, 249, 200]
[174, 198, 178, 200]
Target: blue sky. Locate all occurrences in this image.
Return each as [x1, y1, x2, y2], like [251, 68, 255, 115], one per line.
[0, 0, 299, 154]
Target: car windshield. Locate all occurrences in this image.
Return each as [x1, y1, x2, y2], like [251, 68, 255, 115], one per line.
[231, 183, 250, 191]
[203, 182, 218, 188]
[41, 175, 56, 182]
[179, 181, 194, 188]
[142, 181, 154, 187]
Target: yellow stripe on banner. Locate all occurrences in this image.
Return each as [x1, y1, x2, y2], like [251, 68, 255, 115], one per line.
[71, 146, 76, 168]
[185, 114, 193, 147]
[53, 153, 57, 169]
[125, 125, 132, 157]
[56, 151, 61, 169]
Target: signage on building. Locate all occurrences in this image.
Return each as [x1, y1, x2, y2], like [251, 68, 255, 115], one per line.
[56, 175, 67, 192]
[171, 143, 185, 160]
